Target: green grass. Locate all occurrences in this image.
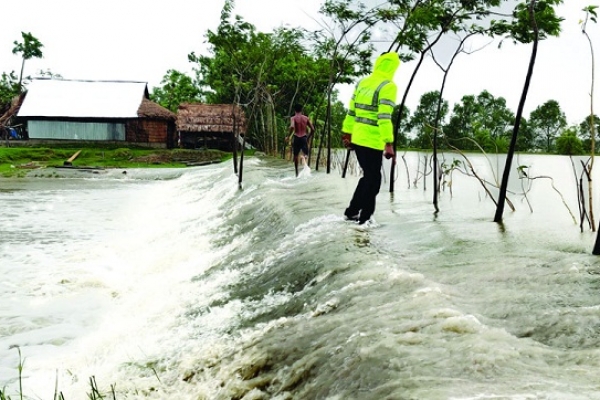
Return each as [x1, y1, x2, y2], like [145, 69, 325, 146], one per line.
[0, 346, 149, 399]
[0, 146, 240, 177]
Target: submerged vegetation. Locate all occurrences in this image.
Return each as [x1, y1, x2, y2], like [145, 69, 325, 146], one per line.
[0, 346, 153, 399]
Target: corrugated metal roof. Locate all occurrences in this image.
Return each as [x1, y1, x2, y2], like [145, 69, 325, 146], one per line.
[17, 79, 148, 118]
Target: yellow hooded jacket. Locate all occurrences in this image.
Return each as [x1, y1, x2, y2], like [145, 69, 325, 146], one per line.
[342, 52, 400, 151]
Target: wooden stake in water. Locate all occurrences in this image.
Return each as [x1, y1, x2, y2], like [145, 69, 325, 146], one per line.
[342, 149, 351, 178]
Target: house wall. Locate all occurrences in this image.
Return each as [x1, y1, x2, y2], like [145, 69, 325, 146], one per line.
[179, 131, 234, 151]
[126, 119, 174, 149]
[27, 120, 125, 140]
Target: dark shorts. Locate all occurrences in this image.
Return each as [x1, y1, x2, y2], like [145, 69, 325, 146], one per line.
[292, 135, 309, 157]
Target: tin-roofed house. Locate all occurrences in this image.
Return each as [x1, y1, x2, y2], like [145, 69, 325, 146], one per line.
[16, 78, 177, 148]
[176, 103, 247, 150]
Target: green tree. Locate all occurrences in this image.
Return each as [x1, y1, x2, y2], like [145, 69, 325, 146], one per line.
[0, 72, 20, 108]
[192, 0, 330, 155]
[444, 90, 515, 151]
[12, 32, 44, 88]
[327, 98, 350, 148]
[555, 127, 584, 155]
[384, 0, 516, 193]
[580, 5, 599, 244]
[515, 116, 534, 151]
[150, 69, 205, 112]
[429, 31, 481, 212]
[580, 6, 597, 158]
[311, 0, 384, 172]
[392, 104, 411, 148]
[528, 99, 567, 152]
[579, 114, 600, 151]
[444, 95, 479, 150]
[493, 0, 563, 224]
[410, 90, 448, 149]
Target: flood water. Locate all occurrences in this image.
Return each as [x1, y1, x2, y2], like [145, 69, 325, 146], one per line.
[1, 151, 600, 399]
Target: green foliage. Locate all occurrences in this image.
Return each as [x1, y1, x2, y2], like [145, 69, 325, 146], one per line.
[316, 0, 380, 79]
[0, 346, 119, 400]
[12, 32, 43, 60]
[1, 33, 51, 110]
[0, 146, 227, 177]
[529, 99, 567, 152]
[514, 116, 535, 151]
[0, 72, 20, 107]
[578, 114, 600, 151]
[444, 90, 515, 151]
[149, 69, 204, 112]
[555, 127, 584, 155]
[582, 5, 598, 23]
[490, 0, 564, 45]
[112, 148, 133, 160]
[579, 114, 600, 140]
[386, 0, 505, 59]
[410, 90, 448, 149]
[322, 99, 350, 148]
[0, 147, 57, 162]
[12, 32, 44, 87]
[0, 388, 10, 399]
[396, 87, 572, 154]
[192, 0, 334, 154]
[392, 104, 411, 148]
[489, 133, 510, 153]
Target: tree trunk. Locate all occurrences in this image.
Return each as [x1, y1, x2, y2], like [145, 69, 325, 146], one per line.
[584, 26, 596, 233]
[326, 89, 332, 174]
[317, 73, 335, 172]
[231, 100, 239, 175]
[390, 31, 445, 192]
[18, 58, 25, 88]
[494, 0, 539, 223]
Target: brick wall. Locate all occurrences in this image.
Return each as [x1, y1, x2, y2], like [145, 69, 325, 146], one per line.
[126, 119, 175, 148]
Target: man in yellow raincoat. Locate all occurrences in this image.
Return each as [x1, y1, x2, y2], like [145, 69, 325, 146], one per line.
[342, 52, 399, 224]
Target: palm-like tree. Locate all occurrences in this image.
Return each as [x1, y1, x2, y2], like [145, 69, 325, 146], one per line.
[12, 31, 44, 88]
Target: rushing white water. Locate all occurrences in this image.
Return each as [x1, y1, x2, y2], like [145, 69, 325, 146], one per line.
[1, 152, 600, 399]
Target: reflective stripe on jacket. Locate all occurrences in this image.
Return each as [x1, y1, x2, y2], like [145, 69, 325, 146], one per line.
[342, 52, 400, 151]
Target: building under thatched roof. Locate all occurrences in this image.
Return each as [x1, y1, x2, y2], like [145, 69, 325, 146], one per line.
[138, 97, 176, 119]
[176, 103, 246, 150]
[126, 97, 177, 147]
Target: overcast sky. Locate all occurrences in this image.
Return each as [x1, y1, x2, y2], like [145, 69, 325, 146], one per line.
[1, 0, 598, 125]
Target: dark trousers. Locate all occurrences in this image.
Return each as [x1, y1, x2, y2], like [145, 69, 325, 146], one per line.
[346, 144, 383, 222]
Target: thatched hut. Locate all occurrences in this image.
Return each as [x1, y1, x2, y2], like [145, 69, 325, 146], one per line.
[127, 97, 177, 148]
[176, 103, 247, 150]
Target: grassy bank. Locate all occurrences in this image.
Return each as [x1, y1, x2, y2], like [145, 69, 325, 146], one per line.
[0, 146, 233, 177]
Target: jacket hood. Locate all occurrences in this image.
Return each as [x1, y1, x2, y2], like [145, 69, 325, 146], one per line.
[372, 52, 400, 80]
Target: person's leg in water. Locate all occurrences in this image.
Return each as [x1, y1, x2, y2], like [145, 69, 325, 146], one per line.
[293, 155, 299, 176]
[300, 136, 310, 169]
[293, 136, 309, 177]
[345, 144, 382, 223]
[345, 146, 366, 221]
[292, 136, 301, 176]
[356, 146, 382, 224]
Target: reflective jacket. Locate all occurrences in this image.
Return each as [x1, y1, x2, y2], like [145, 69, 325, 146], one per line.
[342, 52, 400, 151]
